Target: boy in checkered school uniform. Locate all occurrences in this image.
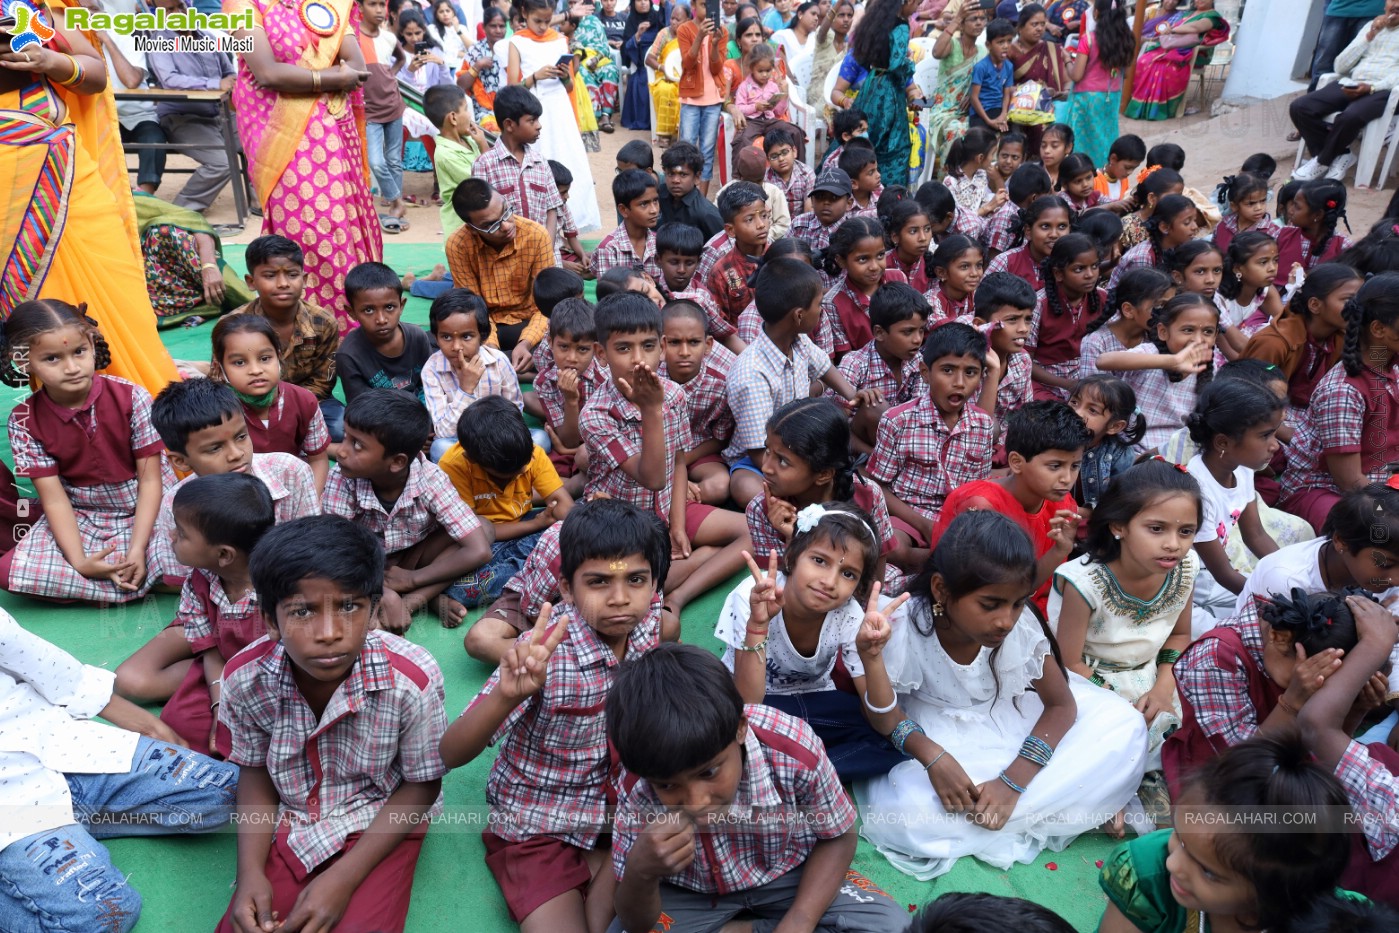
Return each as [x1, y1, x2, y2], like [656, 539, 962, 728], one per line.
[607, 644, 909, 933]
[322, 390, 494, 631]
[983, 163, 1054, 261]
[725, 258, 873, 508]
[591, 169, 664, 281]
[702, 183, 773, 328]
[215, 515, 448, 933]
[581, 293, 752, 621]
[790, 168, 855, 257]
[662, 300, 736, 505]
[522, 266, 585, 384]
[839, 145, 883, 220]
[865, 322, 997, 568]
[470, 84, 563, 242]
[655, 222, 746, 354]
[764, 125, 814, 220]
[439, 499, 670, 929]
[155, 473, 273, 752]
[839, 282, 930, 452]
[963, 271, 1036, 429]
[531, 298, 606, 497]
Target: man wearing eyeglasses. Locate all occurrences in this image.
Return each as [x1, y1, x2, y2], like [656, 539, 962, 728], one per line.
[445, 177, 555, 374]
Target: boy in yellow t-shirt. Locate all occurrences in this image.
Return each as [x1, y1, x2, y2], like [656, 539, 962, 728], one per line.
[437, 396, 575, 615]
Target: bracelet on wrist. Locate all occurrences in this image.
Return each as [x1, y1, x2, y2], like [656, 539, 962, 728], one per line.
[734, 637, 767, 653]
[923, 749, 947, 772]
[201, 262, 220, 271]
[998, 771, 1028, 794]
[889, 718, 925, 754]
[1277, 694, 1301, 716]
[1156, 648, 1182, 667]
[863, 690, 898, 715]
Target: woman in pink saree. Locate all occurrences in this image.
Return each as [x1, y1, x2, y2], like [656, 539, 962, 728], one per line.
[226, 0, 381, 332]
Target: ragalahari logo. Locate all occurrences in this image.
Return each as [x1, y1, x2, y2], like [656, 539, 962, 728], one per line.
[5, 0, 55, 53]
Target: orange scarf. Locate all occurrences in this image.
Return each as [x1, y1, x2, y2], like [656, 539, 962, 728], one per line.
[515, 27, 563, 42]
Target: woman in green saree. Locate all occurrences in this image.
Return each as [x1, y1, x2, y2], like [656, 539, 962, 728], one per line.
[134, 193, 252, 327]
[831, 0, 920, 187]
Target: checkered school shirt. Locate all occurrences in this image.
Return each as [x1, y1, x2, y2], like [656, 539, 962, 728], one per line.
[669, 343, 737, 446]
[983, 200, 1020, 253]
[866, 394, 995, 520]
[589, 226, 664, 282]
[950, 204, 985, 242]
[177, 568, 261, 654]
[767, 161, 815, 219]
[724, 331, 832, 462]
[217, 632, 448, 874]
[580, 376, 694, 519]
[1335, 741, 1399, 860]
[612, 704, 855, 894]
[473, 602, 661, 847]
[1108, 240, 1158, 290]
[534, 358, 609, 431]
[421, 345, 523, 440]
[834, 340, 922, 405]
[958, 315, 1033, 421]
[1078, 319, 1131, 378]
[745, 474, 899, 563]
[1173, 606, 1271, 754]
[788, 211, 844, 253]
[502, 519, 562, 617]
[737, 301, 837, 356]
[666, 287, 737, 340]
[1115, 343, 1199, 452]
[1283, 361, 1399, 500]
[694, 231, 733, 284]
[321, 454, 483, 555]
[705, 246, 761, 326]
[470, 138, 564, 225]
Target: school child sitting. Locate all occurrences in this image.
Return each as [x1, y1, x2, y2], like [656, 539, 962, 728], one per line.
[987, 195, 1073, 295]
[882, 199, 935, 293]
[821, 106, 867, 174]
[1079, 267, 1174, 377]
[438, 396, 573, 611]
[524, 265, 586, 381]
[426, 82, 488, 243]
[608, 643, 911, 931]
[942, 128, 1003, 217]
[1027, 232, 1106, 401]
[858, 511, 1148, 880]
[440, 499, 669, 930]
[839, 282, 929, 450]
[0, 301, 166, 604]
[1057, 152, 1102, 214]
[720, 145, 791, 242]
[1243, 264, 1362, 414]
[1099, 733, 1361, 933]
[983, 163, 1053, 259]
[654, 222, 744, 352]
[910, 893, 1075, 933]
[789, 167, 854, 254]
[1275, 180, 1351, 288]
[1212, 171, 1280, 255]
[764, 125, 814, 220]
[967, 271, 1035, 427]
[532, 298, 604, 496]
[726, 258, 871, 508]
[931, 400, 1091, 612]
[581, 292, 753, 620]
[986, 130, 1025, 194]
[1049, 460, 1201, 823]
[703, 182, 773, 327]
[339, 262, 436, 404]
[839, 144, 883, 219]
[590, 169, 663, 280]
[209, 315, 332, 493]
[214, 515, 449, 933]
[658, 141, 724, 241]
[0, 607, 237, 933]
[867, 322, 997, 557]
[548, 160, 591, 274]
[1092, 133, 1144, 205]
[615, 137, 655, 177]
[1109, 193, 1200, 290]
[746, 398, 901, 571]
[421, 289, 524, 462]
[721, 505, 910, 779]
[323, 389, 494, 630]
[662, 300, 736, 505]
[820, 217, 906, 354]
[155, 473, 274, 752]
[1069, 375, 1147, 515]
[924, 235, 984, 326]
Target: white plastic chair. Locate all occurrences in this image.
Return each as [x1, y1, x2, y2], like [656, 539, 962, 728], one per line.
[645, 64, 658, 138]
[1178, 38, 1233, 119]
[1373, 120, 1399, 191]
[786, 81, 817, 167]
[1294, 72, 1399, 188]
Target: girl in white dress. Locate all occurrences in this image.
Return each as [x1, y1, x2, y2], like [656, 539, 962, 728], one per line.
[506, 0, 602, 230]
[1048, 459, 1200, 824]
[856, 510, 1149, 881]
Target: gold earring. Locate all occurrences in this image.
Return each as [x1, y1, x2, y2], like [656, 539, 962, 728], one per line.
[932, 601, 945, 618]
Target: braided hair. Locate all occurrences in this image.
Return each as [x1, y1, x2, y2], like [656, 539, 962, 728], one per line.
[1335, 217, 1399, 278]
[765, 397, 858, 501]
[1040, 232, 1102, 320]
[1295, 179, 1349, 261]
[1092, 266, 1171, 335]
[1340, 272, 1399, 378]
[1010, 194, 1071, 250]
[818, 216, 885, 280]
[1285, 262, 1361, 324]
[1148, 291, 1218, 386]
[1213, 171, 1269, 215]
[1255, 586, 1374, 656]
[1145, 193, 1196, 266]
[0, 300, 113, 388]
[1216, 230, 1277, 303]
[1163, 240, 1224, 292]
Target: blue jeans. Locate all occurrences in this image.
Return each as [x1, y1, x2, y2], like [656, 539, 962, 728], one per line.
[409, 270, 454, 300]
[679, 103, 723, 181]
[319, 397, 345, 445]
[119, 121, 167, 190]
[763, 689, 908, 781]
[445, 529, 544, 607]
[0, 737, 237, 933]
[366, 117, 404, 202]
[1309, 14, 1371, 92]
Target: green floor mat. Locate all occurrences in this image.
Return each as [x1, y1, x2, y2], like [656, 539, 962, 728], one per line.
[8, 244, 1118, 931]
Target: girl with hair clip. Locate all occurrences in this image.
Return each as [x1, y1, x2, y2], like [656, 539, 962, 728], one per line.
[1243, 263, 1363, 411]
[1183, 379, 1285, 625]
[720, 504, 909, 781]
[1211, 172, 1279, 255]
[819, 217, 906, 354]
[1028, 233, 1105, 400]
[1118, 167, 1185, 254]
[986, 195, 1072, 291]
[942, 128, 1007, 218]
[1100, 732, 1360, 933]
[1214, 231, 1283, 360]
[1336, 216, 1399, 279]
[924, 235, 985, 326]
[1109, 192, 1198, 289]
[736, 238, 837, 351]
[1056, 152, 1102, 214]
[1078, 208, 1126, 275]
[1096, 292, 1218, 452]
[1275, 179, 1352, 288]
[744, 397, 904, 570]
[881, 199, 935, 293]
[1063, 0, 1135, 168]
[1049, 459, 1201, 823]
[856, 510, 1149, 880]
[1080, 267, 1174, 376]
[0, 301, 165, 603]
[1282, 273, 1399, 533]
[1069, 374, 1149, 513]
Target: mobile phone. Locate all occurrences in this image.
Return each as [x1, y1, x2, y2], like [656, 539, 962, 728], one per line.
[414, 40, 431, 54]
[556, 53, 574, 68]
[1338, 77, 1360, 88]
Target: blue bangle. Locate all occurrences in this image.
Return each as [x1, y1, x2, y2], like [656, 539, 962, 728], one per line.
[999, 771, 1028, 794]
[889, 718, 925, 754]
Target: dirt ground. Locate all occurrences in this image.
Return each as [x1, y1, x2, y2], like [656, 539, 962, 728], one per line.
[171, 91, 1394, 252]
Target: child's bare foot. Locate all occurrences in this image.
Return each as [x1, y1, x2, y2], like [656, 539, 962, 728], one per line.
[377, 589, 412, 633]
[401, 272, 417, 290]
[424, 263, 447, 282]
[434, 593, 469, 628]
[1101, 809, 1127, 840]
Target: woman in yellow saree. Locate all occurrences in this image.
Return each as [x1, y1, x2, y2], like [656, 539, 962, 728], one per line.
[0, 0, 178, 395]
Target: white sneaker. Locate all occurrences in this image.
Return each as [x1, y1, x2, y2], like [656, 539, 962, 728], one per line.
[1325, 152, 1358, 181]
[1292, 157, 1325, 181]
